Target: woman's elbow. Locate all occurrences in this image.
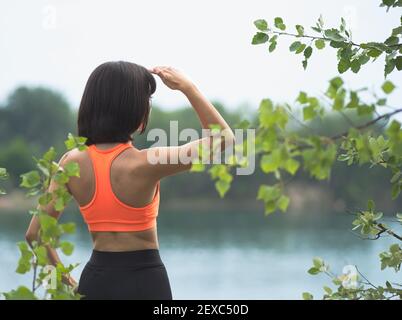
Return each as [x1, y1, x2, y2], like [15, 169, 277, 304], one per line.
[25, 231, 37, 244]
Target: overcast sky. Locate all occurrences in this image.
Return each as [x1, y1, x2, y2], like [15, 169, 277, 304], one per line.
[0, 0, 400, 111]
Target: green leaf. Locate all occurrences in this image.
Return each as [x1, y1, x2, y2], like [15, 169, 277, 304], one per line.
[385, 36, 399, 46]
[302, 292, 313, 300]
[259, 99, 274, 128]
[277, 195, 290, 212]
[64, 162, 80, 177]
[284, 158, 300, 175]
[396, 56, 402, 71]
[367, 49, 383, 58]
[274, 17, 286, 30]
[308, 267, 320, 275]
[296, 25, 304, 36]
[324, 28, 345, 42]
[303, 105, 317, 121]
[338, 59, 350, 73]
[0, 167, 8, 179]
[43, 147, 57, 162]
[264, 200, 277, 215]
[358, 54, 370, 65]
[302, 59, 308, 70]
[329, 77, 344, 90]
[3, 286, 37, 300]
[254, 19, 268, 31]
[64, 133, 88, 151]
[290, 41, 302, 52]
[190, 163, 205, 172]
[367, 199, 375, 211]
[257, 185, 279, 201]
[39, 214, 59, 237]
[64, 133, 77, 150]
[252, 32, 269, 45]
[39, 192, 53, 206]
[350, 59, 361, 73]
[333, 88, 346, 110]
[318, 15, 324, 28]
[269, 41, 277, 52]
[385, 59, 396, 77]
[60, 241, 74, 256]
[215, 180, 230, 198]
[304, 46, 313, 59]
[382, 81, 395, 94]
[33, 245, 48, 266]
[16, 242, 33, 274]
[295, 43, 306, 54]
[260, 154, 279, 173]
[392, 26, 402, 36]
[313, 257, 324, 268]
[315, 39, 325, 49]
[323, 286, 333, 295]
[54, 196, 66, 212]
[61, 222, 76, 234]
[297, 92, 308, 104]
[20, 171, 40, 189]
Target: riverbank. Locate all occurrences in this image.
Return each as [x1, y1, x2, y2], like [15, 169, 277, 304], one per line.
[0, 182, 347, 215]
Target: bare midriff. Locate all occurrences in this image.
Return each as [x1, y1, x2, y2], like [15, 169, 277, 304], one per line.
[90, 226, 159, 252]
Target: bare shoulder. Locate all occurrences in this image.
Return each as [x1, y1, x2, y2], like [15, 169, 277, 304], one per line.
[128, 147, 155, 170]
[58, 147, 89, 167]
[127, 147, 162, 179]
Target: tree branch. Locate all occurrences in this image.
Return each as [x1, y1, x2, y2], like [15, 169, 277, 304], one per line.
[376, 223, 402, 242]
[270, 30, 402, 50]
[330, 108, 402, 141]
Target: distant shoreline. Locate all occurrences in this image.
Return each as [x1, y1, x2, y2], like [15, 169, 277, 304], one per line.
[0, 183, 346, 215]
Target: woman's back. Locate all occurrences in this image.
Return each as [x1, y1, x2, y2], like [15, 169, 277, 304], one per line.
[66, 142, 160, 251]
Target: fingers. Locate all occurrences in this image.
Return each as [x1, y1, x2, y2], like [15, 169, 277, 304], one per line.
[148, 66, 174, 75]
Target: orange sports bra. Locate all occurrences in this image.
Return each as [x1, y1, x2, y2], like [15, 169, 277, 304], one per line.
[78, 142, 160, 232]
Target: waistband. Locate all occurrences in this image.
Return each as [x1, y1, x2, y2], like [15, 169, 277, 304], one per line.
[88, 249, 163, 268]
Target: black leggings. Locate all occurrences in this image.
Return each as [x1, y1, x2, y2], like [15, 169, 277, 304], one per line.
[77, 249, 172, 300]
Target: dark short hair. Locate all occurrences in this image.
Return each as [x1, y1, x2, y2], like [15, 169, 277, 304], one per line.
[78, 61, 156, 145]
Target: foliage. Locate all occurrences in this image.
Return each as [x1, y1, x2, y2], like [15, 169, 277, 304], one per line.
[193, 0, 402, 300]
[0, 87, 75, 154]
[0, 138, 37, 186]
[1, 134, 86, 300]
[303, 200, 402, 300]
[0, 167, 8, 195]
[252, 1, 402, 77]
[252, 0, 401, 300]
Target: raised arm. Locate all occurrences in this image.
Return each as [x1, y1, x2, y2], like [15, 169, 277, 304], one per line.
[145, 66, 235, 179]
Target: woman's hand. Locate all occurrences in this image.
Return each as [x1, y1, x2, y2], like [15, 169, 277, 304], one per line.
[62, 273, 78, 291]
[149, 66, 194, 93]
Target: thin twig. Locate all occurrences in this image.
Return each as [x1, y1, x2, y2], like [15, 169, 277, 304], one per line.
[32, 261, 37, 293]
[355, 265, 378, 290]
[339, 110, 357, 127]
[376, 223, 402, 241]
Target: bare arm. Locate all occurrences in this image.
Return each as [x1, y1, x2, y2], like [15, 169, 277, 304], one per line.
[25, 152, 77, 288]
[145, 66, 235, 179]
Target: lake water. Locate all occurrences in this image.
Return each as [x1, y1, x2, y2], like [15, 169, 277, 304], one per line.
[0, 208, 399, 299]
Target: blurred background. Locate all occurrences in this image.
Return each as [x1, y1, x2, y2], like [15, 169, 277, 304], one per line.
[0, 0, 401, 299]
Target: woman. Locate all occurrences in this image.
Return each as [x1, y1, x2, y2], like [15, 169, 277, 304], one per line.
[25, 61, 234, 299]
